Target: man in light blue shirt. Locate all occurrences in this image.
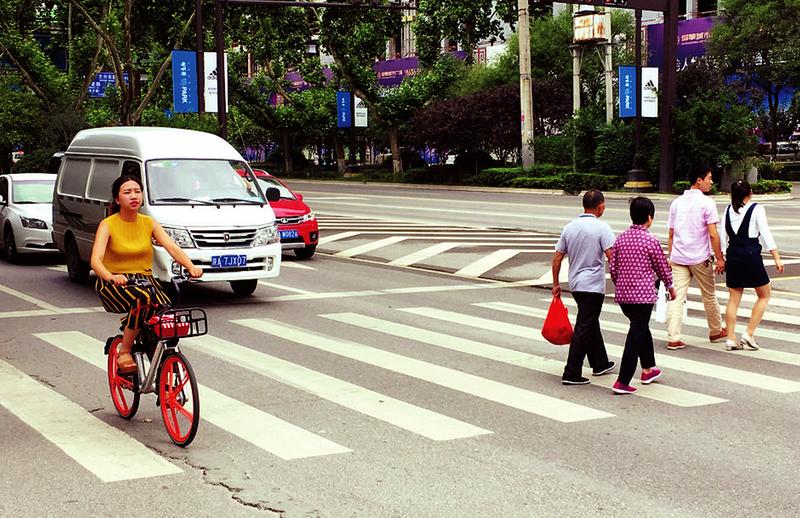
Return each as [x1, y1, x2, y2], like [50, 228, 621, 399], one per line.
[552, 189, 616, 385]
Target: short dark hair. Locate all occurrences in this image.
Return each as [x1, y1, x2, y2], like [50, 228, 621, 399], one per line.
[582, 189, 604, 210]
[629, 196, 655, 225]
[730, 179, 751, 213]
[689, 163, 712, 185]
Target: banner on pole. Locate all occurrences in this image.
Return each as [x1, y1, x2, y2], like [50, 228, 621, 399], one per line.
[203, 52, 228, 113]
[337, 91, 352, 128]
[618, 66, 637, 118]
[172, 50, 198, 113]
[354, 98, 368, 127]
[641, 67, 659, 118]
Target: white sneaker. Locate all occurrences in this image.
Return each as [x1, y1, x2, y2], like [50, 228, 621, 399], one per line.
[725, 339, 743, 351]
[740, 333, 760, 350]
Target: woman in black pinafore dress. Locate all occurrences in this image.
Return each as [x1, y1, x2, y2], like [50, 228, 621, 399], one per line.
[722, 180, 784, 351]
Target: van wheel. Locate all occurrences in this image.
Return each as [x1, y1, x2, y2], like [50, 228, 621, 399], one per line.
[4, 226, 19, 264]
[65, 236, 90, 284]
[230, 279, 258, 297]
[294, 245, 316, 260]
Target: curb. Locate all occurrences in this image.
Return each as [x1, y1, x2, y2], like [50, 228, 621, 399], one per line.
[283, 179, 795, 201]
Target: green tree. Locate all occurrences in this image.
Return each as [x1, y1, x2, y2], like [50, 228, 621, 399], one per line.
[709, 0, 800, 157]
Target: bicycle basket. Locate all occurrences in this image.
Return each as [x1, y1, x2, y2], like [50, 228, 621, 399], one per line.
[147, 308, 207, 340]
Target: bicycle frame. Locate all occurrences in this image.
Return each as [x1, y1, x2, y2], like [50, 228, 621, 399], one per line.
[131, 339, 179, 394]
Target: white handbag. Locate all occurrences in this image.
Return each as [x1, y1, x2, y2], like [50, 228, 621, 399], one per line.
[654, 282, 668, 323]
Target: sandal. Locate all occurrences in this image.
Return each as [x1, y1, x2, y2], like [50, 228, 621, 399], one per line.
[117, 352, 137, 374]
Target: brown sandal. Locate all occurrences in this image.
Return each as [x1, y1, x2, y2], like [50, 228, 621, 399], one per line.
[117, 352, 137, 374]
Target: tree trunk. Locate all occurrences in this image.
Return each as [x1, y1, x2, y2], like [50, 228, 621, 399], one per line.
[334, 136, 346, 174]
[282, 129, 293, 174]
[0, 145, 12, 175]
[389, 127, 402, 177]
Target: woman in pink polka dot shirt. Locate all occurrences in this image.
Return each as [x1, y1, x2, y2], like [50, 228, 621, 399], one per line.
[609, 197, 676, 395]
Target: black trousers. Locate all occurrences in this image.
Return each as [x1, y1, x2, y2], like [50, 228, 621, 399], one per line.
[618, 303, 656, 385]
[562, 292, 610, 379]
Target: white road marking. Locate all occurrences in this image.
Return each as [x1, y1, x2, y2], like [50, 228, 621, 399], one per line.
[0, 307, 104, 319]
[335, 236, 409, 257]
[280, 261, 316, 270]
[192, 333, 490, 441]
[545, 299, 800, 368]
[238, 318, 613, 422]
[456, 249, 524, 278]
[389, 243, 459, 266]
[687, 287, 800, 310]
[0, 282, 62, 311]
[35, 332, 349, 460]
[47, 265, 68, 272]
[0, 359, 181, 482]
[258, 281, 314, 294]
[318, 231, 359, 244]
[323, 313, 724, 408]
[401, 306, 800, 394]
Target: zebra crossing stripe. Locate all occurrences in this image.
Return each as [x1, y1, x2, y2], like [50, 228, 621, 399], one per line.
[335, 236, 409, 257]
[34, 332, 350, 460]
[189, 334, 491, 441]
[455, 249, 524, 278]
[548, 298, 800, 367]
[686, 287, 800, 310]
[318, 231, 359, 244]
[684, 299, 796, 324]
[0, 359, 181, 482]
[401, 307, 800, 394]
[390, 243, 459, 267]
[235, 318, 612, 423]
[322, 313, 725, 408]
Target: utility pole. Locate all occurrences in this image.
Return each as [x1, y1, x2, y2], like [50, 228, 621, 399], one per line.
[518, 0, 535, 169]
[603, 10, 613, 123]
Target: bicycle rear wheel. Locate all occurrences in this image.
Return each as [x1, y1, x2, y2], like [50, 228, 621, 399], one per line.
[158, 352, 200, 447]
[107, 336, 140, 419]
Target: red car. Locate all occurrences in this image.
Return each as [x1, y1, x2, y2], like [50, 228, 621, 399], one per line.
[252, 169, 318, 259]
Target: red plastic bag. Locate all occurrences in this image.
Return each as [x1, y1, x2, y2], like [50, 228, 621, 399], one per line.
[541, 296, 573, 345]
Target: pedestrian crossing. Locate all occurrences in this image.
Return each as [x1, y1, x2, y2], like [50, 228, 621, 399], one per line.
[317, 215, 559, 280]
[2, 291, 799, 483]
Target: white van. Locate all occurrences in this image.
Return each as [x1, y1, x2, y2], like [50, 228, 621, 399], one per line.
[52, 127, 282, 296]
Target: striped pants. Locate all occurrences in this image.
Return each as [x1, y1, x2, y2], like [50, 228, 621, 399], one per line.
[95, 273, 172, 331]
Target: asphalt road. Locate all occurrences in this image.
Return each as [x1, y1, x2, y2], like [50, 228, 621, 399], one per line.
[1, 183, 799, 517]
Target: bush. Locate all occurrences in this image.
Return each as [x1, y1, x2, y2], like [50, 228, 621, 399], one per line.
[757, 160, 784, 180]
[404, 165, 462, 184]
[777, 162, 800, 181]
[560, 172, 625, 194]
[510, 176, 564, 189]
[751, 180, 792, 194]
[534, 134, 572, 165]
[472, 167, 525, 187]
[593, 121, 635, 176]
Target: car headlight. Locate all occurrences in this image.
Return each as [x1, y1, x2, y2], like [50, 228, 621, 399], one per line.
[160, 226, 195, 248]
[20, 217, 47, 229]
[299, 211, 316, 223]
[254, 225, 279, 246]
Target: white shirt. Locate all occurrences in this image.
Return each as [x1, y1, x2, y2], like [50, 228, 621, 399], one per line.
[721, 201, 777, 251]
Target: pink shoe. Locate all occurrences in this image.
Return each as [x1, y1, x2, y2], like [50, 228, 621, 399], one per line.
[612, 381, 637, 394]
[641, 368, 662, 385]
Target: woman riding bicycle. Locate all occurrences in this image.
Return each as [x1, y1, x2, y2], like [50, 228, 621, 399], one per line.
[90, 174, 202, 374]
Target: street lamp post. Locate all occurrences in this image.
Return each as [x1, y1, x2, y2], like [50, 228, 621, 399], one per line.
[518, 0, 535, 169]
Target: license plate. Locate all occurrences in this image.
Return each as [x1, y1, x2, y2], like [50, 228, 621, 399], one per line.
[279, 229, 299, 239]
[211, 254, 247, 268]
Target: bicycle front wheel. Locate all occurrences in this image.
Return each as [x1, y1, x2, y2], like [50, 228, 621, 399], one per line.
[107, 336, 140, 420]
[158, 352, 200, 447]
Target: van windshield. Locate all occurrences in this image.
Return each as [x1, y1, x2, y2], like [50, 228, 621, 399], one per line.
[146, 159, 264, 205]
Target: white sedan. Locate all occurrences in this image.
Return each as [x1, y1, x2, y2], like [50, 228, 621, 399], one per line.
[0, 173, 59, 263]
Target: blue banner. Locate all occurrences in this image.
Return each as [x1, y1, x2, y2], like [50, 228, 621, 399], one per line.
[172, 50, 198, 113]
[88, 72, 129, 98]
[337, 91, 352, 128]
[619, 66, 637, 118]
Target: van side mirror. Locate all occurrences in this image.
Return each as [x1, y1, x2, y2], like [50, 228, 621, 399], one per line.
[295, 192, 303, 201]
[265, 187, 280, 202]
[0, 194, 5, 205]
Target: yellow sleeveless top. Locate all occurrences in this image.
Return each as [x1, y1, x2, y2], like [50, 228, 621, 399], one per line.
[102, 213, 154, 274]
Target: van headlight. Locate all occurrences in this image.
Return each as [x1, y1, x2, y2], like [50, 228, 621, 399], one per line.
[254, 225, 279, 246]
[20, 217, 48, 229]
[299, 211, 315, 223]
[160, 226, 195, 248]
